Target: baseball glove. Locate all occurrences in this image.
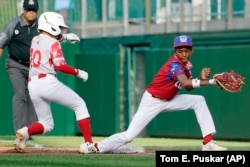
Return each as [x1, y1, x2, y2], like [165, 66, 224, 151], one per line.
[213, 70, 245, 92]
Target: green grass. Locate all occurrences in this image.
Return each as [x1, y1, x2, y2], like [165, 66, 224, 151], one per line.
[0, 154, 155, 167]
[1, 136, 250, 167]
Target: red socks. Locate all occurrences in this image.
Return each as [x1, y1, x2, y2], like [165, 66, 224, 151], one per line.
[27, 118, 93, 143]
[203, 134, 213, 145]
[28, 122, 44, 136]
[77, 118, 93, 143]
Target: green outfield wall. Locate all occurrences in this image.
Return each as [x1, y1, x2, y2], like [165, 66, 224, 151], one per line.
[1, 30, 249, 140]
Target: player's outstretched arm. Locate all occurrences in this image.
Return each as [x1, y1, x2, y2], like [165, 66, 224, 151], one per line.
[58, 33, 80, 44]
[177, 74, 216, 91]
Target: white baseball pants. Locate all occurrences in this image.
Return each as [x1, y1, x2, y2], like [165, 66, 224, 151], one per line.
[28, 74, 90, 133]
[98, 90, 216, 153]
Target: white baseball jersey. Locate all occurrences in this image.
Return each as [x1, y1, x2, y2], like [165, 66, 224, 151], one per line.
[29, 34, 65, 77]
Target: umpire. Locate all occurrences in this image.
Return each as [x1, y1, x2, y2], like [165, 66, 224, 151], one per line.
[0, 0, 39, 132]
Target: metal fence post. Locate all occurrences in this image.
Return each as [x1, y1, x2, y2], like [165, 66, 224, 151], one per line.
[123, 0, 129, 35]
[81, 0, 87, 38]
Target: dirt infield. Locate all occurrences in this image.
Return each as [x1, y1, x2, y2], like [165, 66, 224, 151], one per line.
[0, 147, 80, 154]
[0, 146, 155, 155]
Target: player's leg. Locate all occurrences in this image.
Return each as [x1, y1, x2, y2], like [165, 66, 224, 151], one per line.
[14, 78, 52, 152]
[43, 77, 93, 144]
[47, 79, 97, 153]
[14, 98, 52, 152]
[28, 98, 53, 134]
[163, 94, 227, 150]
[98, 90, 166, 153]
[162, 94, 216, 136]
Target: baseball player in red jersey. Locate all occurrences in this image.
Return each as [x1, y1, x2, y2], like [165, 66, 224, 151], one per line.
[80, 35, 227, 153]
[13, 12, 96, 153]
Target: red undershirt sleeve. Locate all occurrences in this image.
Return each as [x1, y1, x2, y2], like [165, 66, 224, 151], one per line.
[55, 64, 79, 76]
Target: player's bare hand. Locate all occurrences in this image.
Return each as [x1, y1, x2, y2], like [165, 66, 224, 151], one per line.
[200, 67, 211, 80]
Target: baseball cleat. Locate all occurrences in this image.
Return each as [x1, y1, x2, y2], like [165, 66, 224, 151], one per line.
[79, 142, 98, 154]
[110, 145, 145, 154]
[14, 127, 29, 153]
[202, 140, 227, 151]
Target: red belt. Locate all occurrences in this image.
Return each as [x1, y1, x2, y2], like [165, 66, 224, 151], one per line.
[28, 74, 47, 82]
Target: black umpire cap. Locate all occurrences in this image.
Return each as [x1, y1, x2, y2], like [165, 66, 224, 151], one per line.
[23, 0, 39, 10]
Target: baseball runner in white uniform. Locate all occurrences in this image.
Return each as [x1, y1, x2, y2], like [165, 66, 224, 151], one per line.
[79, 35, 227, 153]
[14, 12, 95, 153]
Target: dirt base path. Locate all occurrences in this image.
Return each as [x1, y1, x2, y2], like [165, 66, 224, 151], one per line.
[0, 146, 155, 155]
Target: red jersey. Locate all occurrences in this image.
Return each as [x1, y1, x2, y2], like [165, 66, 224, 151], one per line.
[146, 55, 192, 100]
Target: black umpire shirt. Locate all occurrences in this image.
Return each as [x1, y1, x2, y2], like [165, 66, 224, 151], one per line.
[0, 14, 39, 63]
